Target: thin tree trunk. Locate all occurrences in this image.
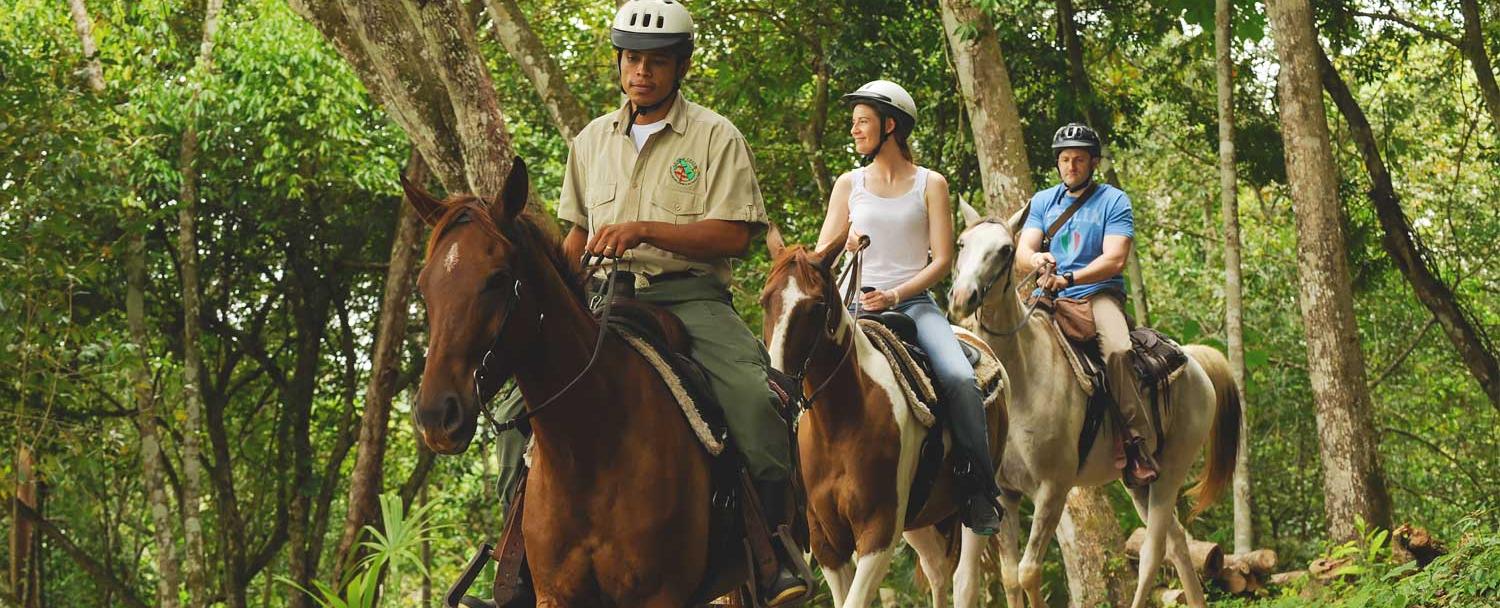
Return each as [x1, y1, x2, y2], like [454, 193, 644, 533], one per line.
[9, 448, 40, 608]
[1317, 36, 1500, 412]
[176, 1, 225, 601]
[420, 484, 432, 608]
[12, 498, 149, 608]
[1217, 0, 1254, 554]
[1459, 0, 1500, 134]
[799, 50, 833, 202]
[132, 224, 184, 607]
[72, 0, 183, 600]
[1055, 487, 1132, 607]
[1266, 0, 1393, 541]
[939, 0, 1035, 216]
[66, 0, 105, 93]
[331, 151, 430, 585]
[284, 243, 336, 608]
[485, 0, 588, 141]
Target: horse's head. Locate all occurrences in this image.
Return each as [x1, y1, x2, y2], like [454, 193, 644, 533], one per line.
[407, 158, 534, 454]
[949, 199, 1028, 319]
[760, 240, 845, 377]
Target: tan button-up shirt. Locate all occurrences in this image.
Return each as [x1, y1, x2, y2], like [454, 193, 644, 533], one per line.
[559, 93, 769, 285]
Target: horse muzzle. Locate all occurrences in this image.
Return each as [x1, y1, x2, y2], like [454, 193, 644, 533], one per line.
[414, 390, 477, 454]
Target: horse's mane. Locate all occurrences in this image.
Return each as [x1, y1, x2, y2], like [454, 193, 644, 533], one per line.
[762, 245, 837, 304]
[423, 195, 584, 301]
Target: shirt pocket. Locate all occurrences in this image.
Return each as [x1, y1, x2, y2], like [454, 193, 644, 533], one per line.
[585, 180, 617, 228]
[648, 183, 704, 223]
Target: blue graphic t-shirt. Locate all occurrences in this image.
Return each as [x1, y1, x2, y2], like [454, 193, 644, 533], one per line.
[1024, 183, 1133, 299]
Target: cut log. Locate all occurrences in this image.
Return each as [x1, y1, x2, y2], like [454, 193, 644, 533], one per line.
[1229, 548, 1278, 574]
[1309, 556, 1354, 582]
[1125, 528, 1224, 580]
[1219, 567, 1248, 594]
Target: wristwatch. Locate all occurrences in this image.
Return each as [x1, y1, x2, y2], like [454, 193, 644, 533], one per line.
[1063, 271, 1076, 287]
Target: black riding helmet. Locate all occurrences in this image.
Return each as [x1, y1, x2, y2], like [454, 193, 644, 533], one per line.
[612, 0, 694, 135]
[1051, 122, 1102, 190]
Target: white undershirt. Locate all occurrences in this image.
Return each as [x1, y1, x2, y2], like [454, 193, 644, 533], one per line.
[630, 119, 668, 151]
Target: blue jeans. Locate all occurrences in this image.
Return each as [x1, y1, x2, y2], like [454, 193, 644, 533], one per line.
[859, 293, 1000, 497]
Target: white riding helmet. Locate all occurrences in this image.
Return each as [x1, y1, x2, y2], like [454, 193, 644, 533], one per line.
[841, 79, 918, 129]
[611, 0, 695, 54]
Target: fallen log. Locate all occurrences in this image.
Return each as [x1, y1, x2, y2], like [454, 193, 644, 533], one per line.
[1268, 570, 1308, 587]
[1125, 527, 1224, 580]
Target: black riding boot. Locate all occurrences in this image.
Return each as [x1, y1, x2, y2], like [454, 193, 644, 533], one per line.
[754, 480, 810, 607]
[947, 397, 1003, 535]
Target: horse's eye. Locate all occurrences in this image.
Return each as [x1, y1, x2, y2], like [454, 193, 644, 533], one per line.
[482, 272, 510, 292]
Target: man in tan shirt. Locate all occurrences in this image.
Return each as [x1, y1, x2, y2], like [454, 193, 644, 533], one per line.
[556, 1, 808, 604]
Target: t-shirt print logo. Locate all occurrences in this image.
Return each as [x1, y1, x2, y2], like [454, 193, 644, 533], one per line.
[1056, 229, 1084, 258]
[670, 157, 699, 185]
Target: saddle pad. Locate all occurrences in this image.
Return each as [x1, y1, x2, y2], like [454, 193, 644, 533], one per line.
[616, 331, 726, 456]
[858, 320, 1007, 429]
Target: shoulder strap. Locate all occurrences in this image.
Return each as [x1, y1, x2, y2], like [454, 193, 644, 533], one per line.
[1041, 183, 1098, 252]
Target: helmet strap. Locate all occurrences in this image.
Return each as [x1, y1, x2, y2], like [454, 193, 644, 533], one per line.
[860, 114, 893, 166]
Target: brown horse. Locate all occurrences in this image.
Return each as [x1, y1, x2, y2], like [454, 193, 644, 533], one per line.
[407, 158, 741, 607]
[760, 242, 1006, 608]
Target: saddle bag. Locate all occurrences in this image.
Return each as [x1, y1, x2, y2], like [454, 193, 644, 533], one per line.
[1040, 296, 1098, 343]
[1128, 327, 1187, 386]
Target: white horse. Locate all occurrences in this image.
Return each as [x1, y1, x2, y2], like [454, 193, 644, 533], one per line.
[946, 202, 1242, 608]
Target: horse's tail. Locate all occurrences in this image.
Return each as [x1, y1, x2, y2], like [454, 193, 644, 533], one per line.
[1182, 344, 1242, 519]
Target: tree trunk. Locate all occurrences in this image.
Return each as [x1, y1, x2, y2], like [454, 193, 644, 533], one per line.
[66, 0, 105, 93]
[799, 50, 833, 202]
[176, 1, 225, 601]
[1055, 487, 1133, 607]
[938, 0, 1035, 216]
[1216, 0, 1254, 554]
[132, 224, 185, 608]
[283, 235, 336, 608]
[1266, 0, 1393, 541]
[485, 0, 588, 141]
[1459, 0, 1500, 136]
[290, 0, 520, 198]
[1317, 46, 1500, 411]
[331, 151, 430, 585]
[9, 448, 40, 608]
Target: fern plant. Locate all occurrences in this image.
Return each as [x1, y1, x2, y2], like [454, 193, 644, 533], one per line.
[278, 492, 444, 607]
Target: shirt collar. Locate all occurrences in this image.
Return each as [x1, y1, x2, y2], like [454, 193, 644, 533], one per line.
[612, 91, 689, 136]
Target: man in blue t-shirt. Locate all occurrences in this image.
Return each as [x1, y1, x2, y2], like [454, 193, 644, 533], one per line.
[1015, 122, 1159, 487]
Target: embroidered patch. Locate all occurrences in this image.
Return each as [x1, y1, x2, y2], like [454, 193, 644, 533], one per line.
[670, 157, 699, 185]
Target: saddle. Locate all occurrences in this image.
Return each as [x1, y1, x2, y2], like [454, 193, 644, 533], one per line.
[1036, 297, 1189, 467]
[854, 313, 1006, 522]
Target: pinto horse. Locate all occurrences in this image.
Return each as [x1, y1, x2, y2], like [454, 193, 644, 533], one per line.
[407, 158, 745, 607]
[761, 242, 1005, 608]
[947, 201, 1242, 608]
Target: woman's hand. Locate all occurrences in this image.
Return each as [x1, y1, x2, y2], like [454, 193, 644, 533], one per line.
[859, 288, 900, 311]
[845, 228, 867, 253]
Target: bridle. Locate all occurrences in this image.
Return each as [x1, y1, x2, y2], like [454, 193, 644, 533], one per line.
[783, 239, 868, 409]
[967, 219, 1045, 337]
[462, 230, 622, 436]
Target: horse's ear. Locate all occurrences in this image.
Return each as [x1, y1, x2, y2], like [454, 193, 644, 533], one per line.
[1006, 201, 1031, 235]
[492, 156, 529, 225]
[766, 221, 787, 260]
[815, 239, 843, 273]
[959, 197, 983, 229]
[401, 174, 444, 226]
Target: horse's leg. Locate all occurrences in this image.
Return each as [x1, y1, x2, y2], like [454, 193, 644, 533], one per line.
[991, 494, 1024, 608]
[903, 526, 951, 608]
[823, 561, 855, 608]
[1128, 484, 1178, 608]
[1018, 484, 1066, 608]
[952, 527, 988, 608]
[839, 548, 896, 608]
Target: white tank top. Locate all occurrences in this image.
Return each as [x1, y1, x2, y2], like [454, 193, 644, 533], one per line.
[848, 166, 931, 291]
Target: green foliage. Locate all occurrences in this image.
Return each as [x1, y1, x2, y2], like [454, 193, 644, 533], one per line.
[279, 493, 441, 608]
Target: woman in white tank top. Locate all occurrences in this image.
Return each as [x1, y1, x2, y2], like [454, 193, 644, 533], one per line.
[813, 79, 1003, 535]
